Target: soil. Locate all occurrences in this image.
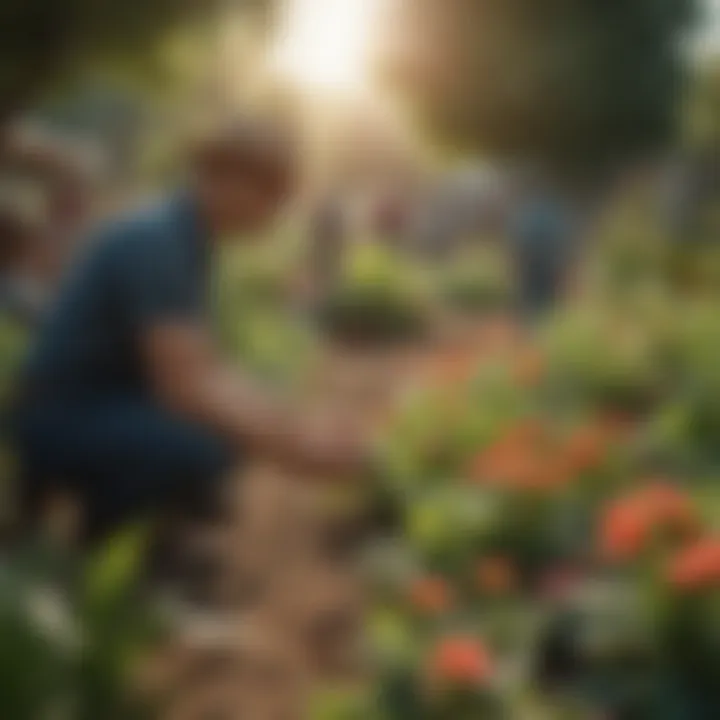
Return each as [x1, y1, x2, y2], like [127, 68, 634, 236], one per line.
[143, 318, 505, 719]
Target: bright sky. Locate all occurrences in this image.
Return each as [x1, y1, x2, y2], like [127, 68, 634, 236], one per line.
[270, 0, 720, 95]
[696, 0, 720, 56]
[272, 0, 381, 93]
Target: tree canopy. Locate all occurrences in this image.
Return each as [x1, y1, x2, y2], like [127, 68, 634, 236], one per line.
[1, 0, 704, 175]
[381, 0, 699, 174]
[685, 57, 720, 150]
[0, 0, 276, 125]
[0, 0, 200, 122]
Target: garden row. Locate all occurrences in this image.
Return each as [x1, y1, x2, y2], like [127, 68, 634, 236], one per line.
[314, 232, 720, 718]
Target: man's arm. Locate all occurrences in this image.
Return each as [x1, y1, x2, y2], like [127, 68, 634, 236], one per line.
[141, 321, 367, 475]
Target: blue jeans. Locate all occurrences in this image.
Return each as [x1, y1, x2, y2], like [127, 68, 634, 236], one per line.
[13, 396, 234, 542]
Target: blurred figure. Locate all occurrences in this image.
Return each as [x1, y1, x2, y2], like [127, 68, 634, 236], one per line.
[0, 175, 49, 324]
[12, 113, 369, 552]
[0, 126, 100, 324]
[41, 139, 102, 282]
[372, 191, 411, 248]
[306, 193, 348, 303]
[410, 164, 505, 259]
[509, 175, 577, 320]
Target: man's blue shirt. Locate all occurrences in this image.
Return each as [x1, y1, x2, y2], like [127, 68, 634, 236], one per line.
[23, 193, 210, 398]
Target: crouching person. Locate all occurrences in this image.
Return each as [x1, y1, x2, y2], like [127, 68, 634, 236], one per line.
[11, 115, 369, 553]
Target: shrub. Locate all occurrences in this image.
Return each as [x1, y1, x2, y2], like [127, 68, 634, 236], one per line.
[316, 243, 432, 345]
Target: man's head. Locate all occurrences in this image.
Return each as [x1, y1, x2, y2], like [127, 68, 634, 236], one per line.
[189, 113, 298, 237]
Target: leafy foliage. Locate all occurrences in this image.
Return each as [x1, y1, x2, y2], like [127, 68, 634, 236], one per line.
[381, 0, 698, 172]
[317, 243, 433, 345]
[438, 245, 513, 315]
[0, 0, 274, 122]
[0, 526, 163, 720]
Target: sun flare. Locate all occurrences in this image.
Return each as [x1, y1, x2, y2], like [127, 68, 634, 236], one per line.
[272, 0, 380, 93]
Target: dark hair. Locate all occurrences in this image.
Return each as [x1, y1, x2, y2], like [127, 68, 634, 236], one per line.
[190, 113, 298, 197]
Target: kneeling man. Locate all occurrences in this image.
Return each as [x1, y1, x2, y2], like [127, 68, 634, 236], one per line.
[14, 116, 367, 542]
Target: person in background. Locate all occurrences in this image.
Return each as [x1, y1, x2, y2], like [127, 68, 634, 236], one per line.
[0, 126, 100, 324]
[0, 175, 49, 325]
[509, 175, 577, 320]
[371, 190, 415, 260]
[306, 193, 348, 305]
[12, 114, 370, 553]
[40, 138, 102, 285]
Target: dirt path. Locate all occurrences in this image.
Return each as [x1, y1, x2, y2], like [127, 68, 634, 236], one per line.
[154, 319, 509, 719]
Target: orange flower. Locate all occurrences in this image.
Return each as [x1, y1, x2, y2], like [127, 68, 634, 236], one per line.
[641, 482, 697, 532]
[476, 557, 516, 595]
[469, 439, 510, 484]
[600, 499, 650, 561]
[599, 483, 697, 562]
[471, 442, 570, 493]
[429, 636, 493, 686]
[471, 446, 535, 489]
[563, 423, 608, 474]
[667, 538, 720, 591]
[469, 419, 581, 493]
[409, 576, 453, 615]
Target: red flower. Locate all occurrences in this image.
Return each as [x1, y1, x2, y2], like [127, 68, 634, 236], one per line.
[470, 419, 583, 493]
[667, 538, 720, 591]
[471, 444, 570, 493]
[409, 576, 453, 615]
[601, 498, 650, 561]
[476, 556, 516, 595]
[530, 456, 575, 491]
[641, 482, 697, 531]
[429, 636, 493, 685]
[599, 483, 698, 562]
[471, 421, 538, 479]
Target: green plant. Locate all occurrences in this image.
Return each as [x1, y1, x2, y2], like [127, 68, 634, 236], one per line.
[0, 526, 166, 720]
[0, 315, 30, 406]
[317, 243, 432, 344]
[439, 247, 513, 315]
[540, 305, 665, 415]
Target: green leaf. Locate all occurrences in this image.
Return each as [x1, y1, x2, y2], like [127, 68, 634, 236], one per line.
[83, 524, 149, 611]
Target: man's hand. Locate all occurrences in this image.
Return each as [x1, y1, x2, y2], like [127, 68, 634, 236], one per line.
[289, 412, 372, 477]
[142, 322, 373, 476]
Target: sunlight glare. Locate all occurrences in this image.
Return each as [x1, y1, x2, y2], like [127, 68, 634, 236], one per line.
[273, 0, 380, 93]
